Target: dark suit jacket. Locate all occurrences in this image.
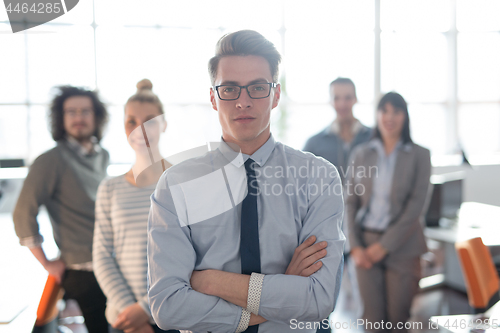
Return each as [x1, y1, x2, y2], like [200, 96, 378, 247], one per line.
[346, 139, 431, 257]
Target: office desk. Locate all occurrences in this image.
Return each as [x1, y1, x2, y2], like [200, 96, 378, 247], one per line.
[424, 202, 500, 292]
[0, 211, 55, 333]
[431, 301, 500, 332]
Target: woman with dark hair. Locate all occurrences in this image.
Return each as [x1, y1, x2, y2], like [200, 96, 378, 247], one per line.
[346, 92, 431, 332]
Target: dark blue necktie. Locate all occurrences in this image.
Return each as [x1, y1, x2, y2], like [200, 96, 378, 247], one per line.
[240, 159, 260, 333]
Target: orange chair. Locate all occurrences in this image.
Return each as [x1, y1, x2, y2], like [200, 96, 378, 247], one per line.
[455, 237, 500, 313]
[34, 274, 63, 326]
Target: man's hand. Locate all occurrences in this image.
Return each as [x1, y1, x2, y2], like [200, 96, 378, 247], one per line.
[285, 235, 327, 276]
[113, 303, 150, 331]
[350, 247, 373, 269]
[44, 259, 66, 284]
[30, 247, 66, 284]
[249, 313, 267, 326]
[188, 235, 328, 328]
[365, 242, 387, 264]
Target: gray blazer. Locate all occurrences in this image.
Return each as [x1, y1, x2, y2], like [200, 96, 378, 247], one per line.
[346, 140, 431, 258]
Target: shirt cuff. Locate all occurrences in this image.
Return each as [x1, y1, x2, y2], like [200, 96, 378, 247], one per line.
[19, 235, 44, 248]
[235, 308, 251, 333]
[247, 272, 264, 315]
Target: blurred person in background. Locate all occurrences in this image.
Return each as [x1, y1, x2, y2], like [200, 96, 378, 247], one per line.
[303, 77, 371, 184]
[93, 79, 179, 333]
[13, 85, 110, 332]
[347, 92, 431, 333]
[303, 78, 371, 333]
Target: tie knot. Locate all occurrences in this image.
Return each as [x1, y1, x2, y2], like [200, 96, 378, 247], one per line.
[245, 158, 256, 173]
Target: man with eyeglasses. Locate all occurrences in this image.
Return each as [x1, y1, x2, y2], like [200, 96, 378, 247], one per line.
[13, 86, 110, 332]
[148, 30, 345, 332]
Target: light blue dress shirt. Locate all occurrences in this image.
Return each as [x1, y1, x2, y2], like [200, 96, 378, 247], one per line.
[147, 134, 345, 333]
[362, 139, 406, 231]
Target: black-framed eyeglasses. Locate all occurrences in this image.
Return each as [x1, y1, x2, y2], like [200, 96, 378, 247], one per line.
[214, 82, 278, 101]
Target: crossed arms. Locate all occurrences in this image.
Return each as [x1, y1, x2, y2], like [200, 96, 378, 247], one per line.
[147, 173, 345, 332]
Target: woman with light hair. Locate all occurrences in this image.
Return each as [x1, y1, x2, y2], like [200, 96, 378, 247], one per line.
[93, 79, 179, 333]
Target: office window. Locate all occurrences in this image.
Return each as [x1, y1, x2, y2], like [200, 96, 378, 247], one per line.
[381, 32, 447, 103]
[284, 0, 375, 150]
[456, 0, 500, 32]
[27, 25, 96, 104]
[28, 106, 55, 161]
[380, 1, 451, 157]
[284, 104, 333, 150]
[0, 106, 28, 158]
[381, 0, 451, 32]
[456, 0, 500, 157]
[0, 24, 26, 104]
[409, 104, 448, 156]
[459, 104, 500, 156]
[457, 33, 500, 102]
[1, 1, 499, 163]
[95, 27, 229, 105]
[286, 30, 374, 104]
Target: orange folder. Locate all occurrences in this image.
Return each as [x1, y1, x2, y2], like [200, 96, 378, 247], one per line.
[35, 274, 63, 326]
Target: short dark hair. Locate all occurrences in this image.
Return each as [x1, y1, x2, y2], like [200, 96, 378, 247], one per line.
[373, 92, 413, 144]
[49, 86, 108, 142]
[330, 77, 357, 98]
[208, 30, 281, 85]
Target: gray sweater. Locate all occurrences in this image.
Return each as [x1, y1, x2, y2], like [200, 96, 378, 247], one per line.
[13, 140, 109, 265]
[303, 123, 372, 184]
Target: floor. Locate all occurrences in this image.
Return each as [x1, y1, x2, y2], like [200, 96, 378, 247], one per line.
[328, 259, 471, 333]
[57, 300, 86, 333]
[331, 283, 470, 333]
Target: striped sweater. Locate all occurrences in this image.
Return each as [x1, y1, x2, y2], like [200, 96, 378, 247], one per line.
[93, 175, 156, 324]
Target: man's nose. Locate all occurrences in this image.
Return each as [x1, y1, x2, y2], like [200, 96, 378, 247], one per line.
[73, 113, 85, 121]
[236, 88, 253, 108]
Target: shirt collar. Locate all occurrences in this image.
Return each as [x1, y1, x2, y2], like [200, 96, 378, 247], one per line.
[329, 118, 362, 136]
[218, 134, 276, 168]
[368, 138, 412, 154]
[66, 135, 101, 156]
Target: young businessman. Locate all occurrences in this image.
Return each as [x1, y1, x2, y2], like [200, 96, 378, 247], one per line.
[148, 30, 345, 332]
[13, 86, 110, 332]
[303, 78, 371, 184]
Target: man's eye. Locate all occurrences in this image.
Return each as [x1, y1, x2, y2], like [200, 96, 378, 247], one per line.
[223, 87, 236, 93]
[249, 85, 266, 92]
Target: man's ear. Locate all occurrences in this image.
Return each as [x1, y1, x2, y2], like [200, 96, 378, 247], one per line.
[210, 88, 218, 111]
[271, 83, 281, 109]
